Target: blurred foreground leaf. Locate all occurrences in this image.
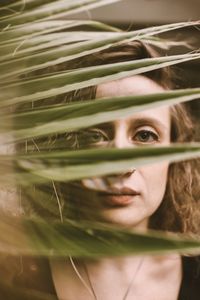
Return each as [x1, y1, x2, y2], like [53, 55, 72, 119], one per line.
[0, 144, 199, 184]
[0, 216, 200, 257]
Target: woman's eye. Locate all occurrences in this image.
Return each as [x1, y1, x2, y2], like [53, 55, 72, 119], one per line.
[43, 129, 109, 150]
[62, 129, 109, 149]
[82, 129, 109, 146]
[133, 130, 159, 144]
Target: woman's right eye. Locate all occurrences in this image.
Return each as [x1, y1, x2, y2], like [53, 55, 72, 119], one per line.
[62, 129, 109, 149]
[41, 129, 109, 150]
[79, 129, 109, 147]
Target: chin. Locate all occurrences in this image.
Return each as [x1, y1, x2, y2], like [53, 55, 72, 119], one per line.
[99, 207, 149, 230]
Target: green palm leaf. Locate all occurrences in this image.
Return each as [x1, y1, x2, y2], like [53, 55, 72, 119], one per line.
[0, 144, 199, 184]
[0, 20, 120, 48]
[1, 21, 199, 80]
[0, 3, 200, 290]
[0, 0, 122, 25]
[2, 53, 200, 106]
[2, 88, 200, 141]
[0, 31, 122, 59]
[1, 216, 200, 257]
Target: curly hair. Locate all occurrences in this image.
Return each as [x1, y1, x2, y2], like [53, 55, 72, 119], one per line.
[150, 104, 200, 234]
[21, 40, 200, 234]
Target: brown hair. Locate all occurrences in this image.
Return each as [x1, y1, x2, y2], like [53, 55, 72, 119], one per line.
[23, 40, 200, 234]
[150, 104, 200, 234]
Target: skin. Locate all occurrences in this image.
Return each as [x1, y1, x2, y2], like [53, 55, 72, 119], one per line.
[51, 75, 182, 300]
[82, 75, 171, 230]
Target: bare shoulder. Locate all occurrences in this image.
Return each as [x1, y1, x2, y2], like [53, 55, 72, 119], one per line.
[151, 254, 182, 274]
[138, 254, 182, 300]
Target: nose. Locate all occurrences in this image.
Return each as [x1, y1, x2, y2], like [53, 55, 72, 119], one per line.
[104, 168, 136, 187]
[110, 122, 130, 149]
[106, 122, 136, 181]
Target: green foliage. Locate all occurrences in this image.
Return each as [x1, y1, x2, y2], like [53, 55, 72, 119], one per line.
[0, 1, 200, 297]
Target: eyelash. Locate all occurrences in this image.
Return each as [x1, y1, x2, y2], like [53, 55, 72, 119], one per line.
[132, 129, 159, 144]
[52, 128, 159, 150]
[82, 128, 159, 146]
[63, 129, 109, 148]
[83, 129, 109, 144]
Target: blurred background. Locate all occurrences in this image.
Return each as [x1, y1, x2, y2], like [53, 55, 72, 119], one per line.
[67, 0, 200, 133]
[77, 0, 200, 25]
[68, 0, 200, 86]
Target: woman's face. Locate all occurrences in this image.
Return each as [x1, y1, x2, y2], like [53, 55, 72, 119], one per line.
[81, 75, 171, 230]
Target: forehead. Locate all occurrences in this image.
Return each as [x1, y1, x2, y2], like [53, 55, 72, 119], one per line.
[96, 75, 165, 98]
[96, 75, 170, 127]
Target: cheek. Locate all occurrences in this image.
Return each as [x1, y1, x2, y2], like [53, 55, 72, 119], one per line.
[139, 162, 169, 203]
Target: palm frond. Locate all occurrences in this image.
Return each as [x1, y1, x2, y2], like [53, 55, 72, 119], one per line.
[1, 88, 200, 141]
[0, 20, 120, 49]
[0, 0, 122, 25]
[0, 1, 200, 280]
[1, 216, 200, 257]
[0, 144, 199, 184]
[1, 21, 199, 80]
[1, 53, 200, 107]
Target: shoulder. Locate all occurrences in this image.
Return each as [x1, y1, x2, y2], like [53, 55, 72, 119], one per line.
[0, 255, 57, 299]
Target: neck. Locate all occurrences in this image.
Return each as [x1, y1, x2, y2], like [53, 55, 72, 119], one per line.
[50, 255, 144, 300]
[50, 254, 182, 300]
[83, 255, 144, 276]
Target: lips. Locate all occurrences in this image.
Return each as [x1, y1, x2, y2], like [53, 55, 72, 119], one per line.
[97, 187, 140, 207]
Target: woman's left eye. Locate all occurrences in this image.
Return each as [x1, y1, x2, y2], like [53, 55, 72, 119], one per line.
[132, 130, 159, 144]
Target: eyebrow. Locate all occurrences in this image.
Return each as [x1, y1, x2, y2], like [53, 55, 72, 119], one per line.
[89, 117, 169, 133]
[128, 117, 169, 132]
[95, 117, 168, 130]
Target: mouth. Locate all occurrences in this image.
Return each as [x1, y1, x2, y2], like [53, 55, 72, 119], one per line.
[97, 187, 140, 207]
[68, 182, 140, 207]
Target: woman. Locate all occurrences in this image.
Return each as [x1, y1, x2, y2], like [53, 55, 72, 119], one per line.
[1, 41, 200, 300]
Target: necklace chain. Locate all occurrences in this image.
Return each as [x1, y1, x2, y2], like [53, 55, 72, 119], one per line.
[70, 256, 144, 300]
